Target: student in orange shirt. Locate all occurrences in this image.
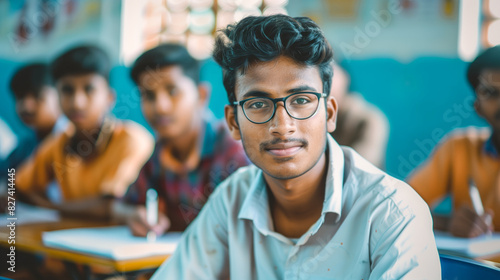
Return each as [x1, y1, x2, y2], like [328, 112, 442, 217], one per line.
[16, 45, 154, 219]
[408, 46, 500, 237]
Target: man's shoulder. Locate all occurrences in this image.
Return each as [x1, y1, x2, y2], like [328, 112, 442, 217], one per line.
[344, 148, 429, 221]
[210, 165, 260, 203]
[36, 130, 68, 154]
[212, 120, 240, 148]
[440, 126, 490, 147]
[341, 93, 388, 125]
[113, 120, 155, 145]
[209, 119, 248, 163]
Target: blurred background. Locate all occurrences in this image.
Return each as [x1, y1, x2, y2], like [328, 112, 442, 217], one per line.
[0, 0, 499, 180]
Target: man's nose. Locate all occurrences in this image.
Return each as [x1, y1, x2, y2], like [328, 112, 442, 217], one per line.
[268, 102, 296, 136]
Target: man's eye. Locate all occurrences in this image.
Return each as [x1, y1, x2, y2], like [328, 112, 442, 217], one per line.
[143, 91, 156, 101]
[292, 98, 310, 105]
[480, 87, 500, 99]
[60, 85, 74, 95]
[167, 86, 179, 96]
[84, 85, 95, 94]
[248, 101, 268, 109]
[487, 88, 500, 98]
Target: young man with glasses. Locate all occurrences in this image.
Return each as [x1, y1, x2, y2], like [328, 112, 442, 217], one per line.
[408, 45, 500, 237]
[152, 14, 440, 279]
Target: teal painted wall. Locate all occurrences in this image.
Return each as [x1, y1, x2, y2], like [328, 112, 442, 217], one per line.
[1, 57, 487, 180]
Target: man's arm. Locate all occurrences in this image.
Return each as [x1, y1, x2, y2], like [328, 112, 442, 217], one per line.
[369, 188, 441, 279]
[18, 191, 115, 220]
[150, 186, 230, 280]
[407, 136, 494, 237]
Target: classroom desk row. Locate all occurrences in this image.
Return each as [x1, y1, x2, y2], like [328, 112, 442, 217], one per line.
[1, 218, 499, 278]
[0, 218, 170, 274]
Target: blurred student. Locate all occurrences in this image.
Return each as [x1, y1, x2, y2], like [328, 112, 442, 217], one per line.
[4, 63, 68, 171]
[408, 46, 500, 237]
[112, 44, 249, 234]
[4, 63, 69, 202]
[15, 45, 154, 219]
[151, 15, 439, 279]
[330, 62, 389, 168]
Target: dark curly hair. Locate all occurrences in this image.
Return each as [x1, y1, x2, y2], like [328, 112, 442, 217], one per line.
[467, 45, 500, 91]
[213, 14, 334, 104]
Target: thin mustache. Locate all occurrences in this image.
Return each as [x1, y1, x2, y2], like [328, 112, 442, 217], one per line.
[260, 138, 308, 150]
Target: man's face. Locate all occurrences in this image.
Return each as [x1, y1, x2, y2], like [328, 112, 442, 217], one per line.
[225, 56, 337, 180]
[15, 86, 60, 132]
[57, 73, 114, 132]
[139, 65, 207, 141]
[475, 69, 500, 131]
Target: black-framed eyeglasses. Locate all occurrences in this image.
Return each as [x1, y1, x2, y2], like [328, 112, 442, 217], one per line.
[233, 92, 327, 124]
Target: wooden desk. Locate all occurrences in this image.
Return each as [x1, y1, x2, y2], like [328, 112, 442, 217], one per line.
[477, 254, 500, 268]
[0, 218, 169, 272]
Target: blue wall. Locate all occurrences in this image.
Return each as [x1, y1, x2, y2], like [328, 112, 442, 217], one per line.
[1, 57, 487, 180]
[345, 57, 486, 179]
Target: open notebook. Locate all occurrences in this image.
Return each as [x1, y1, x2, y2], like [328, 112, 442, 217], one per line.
[434, 231, 500, 258]
[42, 226, 182, 260]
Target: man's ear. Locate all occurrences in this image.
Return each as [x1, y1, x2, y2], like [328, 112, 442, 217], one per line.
[108, 87, 117, 109]
[225, 105, 241, 140]
[197, 82, 211, 107]
[326, 96, 338, 133]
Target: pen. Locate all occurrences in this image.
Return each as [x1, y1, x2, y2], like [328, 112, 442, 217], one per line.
[468, 179, 492, 228]
[146, 188, 158, 242]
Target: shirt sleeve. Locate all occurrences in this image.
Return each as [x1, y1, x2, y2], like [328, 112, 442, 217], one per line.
[15, 137, 57, 195]
[369, 187, 441, 279]
[151, 184, 230, 280]
[100, 123, 154, 198]
[406, 137, 454, 208]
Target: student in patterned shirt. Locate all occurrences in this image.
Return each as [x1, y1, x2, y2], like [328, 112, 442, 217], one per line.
[113, 44, 249, 234]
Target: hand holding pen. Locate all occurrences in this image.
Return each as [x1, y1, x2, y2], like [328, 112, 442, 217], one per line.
[448, 180, 494, 238]
[128, 189, 170, 239]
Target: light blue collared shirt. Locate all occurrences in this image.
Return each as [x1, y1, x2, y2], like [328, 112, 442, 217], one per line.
[152, 135, 440, 280]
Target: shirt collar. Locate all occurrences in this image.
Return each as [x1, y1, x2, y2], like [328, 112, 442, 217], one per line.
[238, 134, 345, 234]
[323, 134, 345, 221]
[484, 133, 499, 158]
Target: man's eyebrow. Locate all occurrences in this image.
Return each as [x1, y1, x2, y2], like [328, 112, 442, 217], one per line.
[239, 85, 320, 100]
[286, 85, 319, 93]
[241, 91, 272, 99]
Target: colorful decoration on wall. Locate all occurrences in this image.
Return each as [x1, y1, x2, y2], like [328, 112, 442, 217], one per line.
[140, 0, 289, 59]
